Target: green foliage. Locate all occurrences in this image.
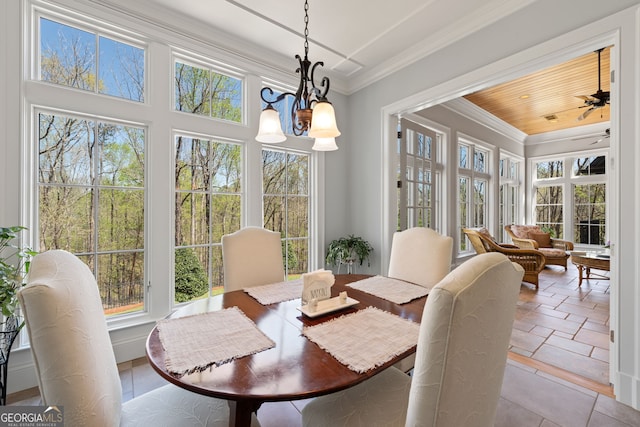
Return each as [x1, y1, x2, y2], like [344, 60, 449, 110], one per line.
[174, 248, 209, 303]
[539, 226, 557, 238]
[0, 226, 37, 319]
[325, 235, 373, 267]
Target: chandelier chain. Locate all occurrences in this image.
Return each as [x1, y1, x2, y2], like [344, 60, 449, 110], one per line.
[303, 0, 309, 57]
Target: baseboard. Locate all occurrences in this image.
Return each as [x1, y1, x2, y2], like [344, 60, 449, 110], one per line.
[614, 371, 640, 410]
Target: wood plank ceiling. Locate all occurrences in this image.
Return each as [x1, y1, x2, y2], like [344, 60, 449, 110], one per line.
[464, 47, 610, 136]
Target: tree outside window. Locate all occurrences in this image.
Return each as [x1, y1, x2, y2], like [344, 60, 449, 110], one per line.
[174, 136, 242, 302]
[262, 149, 309, 278]
[38, 112, 145, 316]
[175, 61, 243, 122]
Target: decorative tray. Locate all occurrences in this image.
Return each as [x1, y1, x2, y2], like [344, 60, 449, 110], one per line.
[297, 296, 359, 318]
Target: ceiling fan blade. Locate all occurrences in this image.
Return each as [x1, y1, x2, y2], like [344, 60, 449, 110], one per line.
[575, 95, 595, 102]
[577, 107, 596, 121]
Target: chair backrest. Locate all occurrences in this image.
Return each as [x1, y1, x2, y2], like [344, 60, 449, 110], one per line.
[222, 226, 285, 292]
[506, 224, 542, 240]
[405, 252, 523, 427]
[388, 227, 453, 288]
[18, 250, 122, 427]
[463, 227, 494, 254]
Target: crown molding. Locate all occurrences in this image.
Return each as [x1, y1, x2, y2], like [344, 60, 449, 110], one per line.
[442, 98, 528, 143]
[525, 122, 610, 145]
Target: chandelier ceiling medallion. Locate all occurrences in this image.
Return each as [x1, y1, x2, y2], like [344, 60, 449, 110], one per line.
[255, 0, 341, 151]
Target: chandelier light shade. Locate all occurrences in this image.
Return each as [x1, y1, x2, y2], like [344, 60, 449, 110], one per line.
[311, 137, 338, 151]
[256, 105, 286, 143]
[255, 0, 340, 150]
[308, 101, 340, 138]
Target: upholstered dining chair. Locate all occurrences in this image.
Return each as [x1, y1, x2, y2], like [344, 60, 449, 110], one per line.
[387, 227, 453, 372]
[18, 249, 260, 427]
[221, 226, 285, 292]
[302, 252, 524, 427]
[388, 227, 453, 288]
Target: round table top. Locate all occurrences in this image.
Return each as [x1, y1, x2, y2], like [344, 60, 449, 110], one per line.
[146, 274, 426, 403]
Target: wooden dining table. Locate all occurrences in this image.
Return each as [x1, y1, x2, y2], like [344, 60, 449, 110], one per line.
[146, 274, 427, 427]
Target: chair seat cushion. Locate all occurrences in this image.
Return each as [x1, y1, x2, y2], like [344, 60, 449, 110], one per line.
[121, 384, 260, 427]
[302, 367, 410, 427]
[539, 248, 568, 259]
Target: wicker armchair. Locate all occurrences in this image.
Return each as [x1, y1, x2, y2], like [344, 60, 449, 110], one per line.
[504, 225, 573, 270]
[463, 228, 545, 288]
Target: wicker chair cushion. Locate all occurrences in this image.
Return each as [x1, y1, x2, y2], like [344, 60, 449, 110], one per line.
[511, 225, 541, 239]
[538, 248, 568, 259]
[528, 231, 552, 248]
[477, 228, 496, 242]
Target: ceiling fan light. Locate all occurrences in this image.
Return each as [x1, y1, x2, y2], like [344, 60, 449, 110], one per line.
[312, 137, 338, 151]
[256, 106, 286, 143]
[308, 101, 340, 138]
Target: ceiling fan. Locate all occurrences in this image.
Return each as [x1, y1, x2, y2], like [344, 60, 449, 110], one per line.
[591, 128, 610, 144]
[575, 48, 610, 121]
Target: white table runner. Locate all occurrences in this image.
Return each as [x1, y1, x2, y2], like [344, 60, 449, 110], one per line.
[157, 306, 275, 376]
[302, 307, 420, 373]
[243, 278, 304, 305]
[347, 275, 429, 304]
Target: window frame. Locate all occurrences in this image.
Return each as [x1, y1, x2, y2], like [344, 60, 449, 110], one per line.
[457, 135, 494, 254]
[529, 150, 608, 246]
[22, 3, 325, 337]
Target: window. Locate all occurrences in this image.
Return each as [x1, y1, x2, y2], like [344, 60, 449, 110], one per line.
[262, 149, 309, 278]
[532, 155, 607, 244]
[536, 160, 563, 179]
[174, 135, 242, 302]
[499, 155, 522, 241]
[38, 110, 145, 316]
[397, 119, 443, 231]
[27, 8, 319, 332]
[535, 185, 563, 237]
[458, 138, 492, 252]
[573, 155, 606, 176]
[260, 84, 301, 136]
[39, 17, 145, 102]
[175, 60, 243, 122]
[573, 183, 606, 244]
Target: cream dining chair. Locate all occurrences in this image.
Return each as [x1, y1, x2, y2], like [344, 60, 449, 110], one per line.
[18, 249, 260, 427]
[302, 252, 524, 427]
[221, 226, 285, 292]
[388, 227, 453, 372]
[388, 227, 453, 288]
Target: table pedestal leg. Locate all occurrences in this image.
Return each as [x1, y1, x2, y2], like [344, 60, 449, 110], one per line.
[228, 400, 262, 427]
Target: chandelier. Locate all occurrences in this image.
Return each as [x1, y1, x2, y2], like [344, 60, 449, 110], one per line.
[255, 0, 340, 151]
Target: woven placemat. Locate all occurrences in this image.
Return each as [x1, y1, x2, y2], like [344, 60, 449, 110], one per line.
[302, 307, 420, 373]
[157, 306, 275, 376]
[244, 278, 303, 305]
[347, 275, 429, 304]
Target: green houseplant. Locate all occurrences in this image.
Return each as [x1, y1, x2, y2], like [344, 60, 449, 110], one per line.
[0, 226, 35, 320]
[325, 235, 373, 274]
[0, 226, 36, 404]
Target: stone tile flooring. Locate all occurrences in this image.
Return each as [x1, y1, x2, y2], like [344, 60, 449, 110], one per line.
[11, 265, 636, 426]
[511, 265, 611, 386]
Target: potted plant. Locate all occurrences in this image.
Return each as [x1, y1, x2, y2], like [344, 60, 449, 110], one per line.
[0, 226, 35, 320]
[325, 234, 373, 274]
[0, 226, 36, 376]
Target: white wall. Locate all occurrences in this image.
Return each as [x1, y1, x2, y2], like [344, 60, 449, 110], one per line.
[343, 0, 640, 408]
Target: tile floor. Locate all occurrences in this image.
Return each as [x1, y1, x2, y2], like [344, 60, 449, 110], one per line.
[511, 264, 611, 387]
[10, 265, 639, 427]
